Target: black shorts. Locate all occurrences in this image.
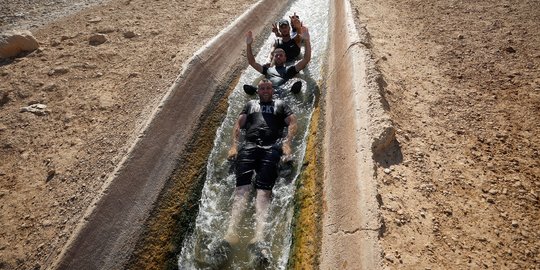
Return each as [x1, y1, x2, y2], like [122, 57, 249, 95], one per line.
[235, 144, 282, 190]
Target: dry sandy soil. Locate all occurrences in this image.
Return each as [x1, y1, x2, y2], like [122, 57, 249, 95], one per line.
[351, 0, 539, 269]
[0, 0, 538, 269]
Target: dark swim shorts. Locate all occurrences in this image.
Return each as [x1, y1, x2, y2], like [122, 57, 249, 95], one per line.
[235, 144, 282, 190]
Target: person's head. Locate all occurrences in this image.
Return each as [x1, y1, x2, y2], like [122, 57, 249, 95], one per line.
[257, 79, 274, 102]
[278, 19, 291, 37]
[272, 48, 287, 66]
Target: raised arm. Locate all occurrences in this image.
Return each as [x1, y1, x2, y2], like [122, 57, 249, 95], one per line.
[294, 27, 311, 72]
[245, 31, 264, 73]
[290, 14, 303, 46]
[227, 114, 247, 160]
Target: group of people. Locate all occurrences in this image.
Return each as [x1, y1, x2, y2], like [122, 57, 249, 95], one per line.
[213, 13, 312, 267]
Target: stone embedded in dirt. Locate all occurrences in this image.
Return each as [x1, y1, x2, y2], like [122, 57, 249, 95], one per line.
[385, 254, 396, 263]
[384, 168, 391, 174]
[0, 30, 40, 59]
[0, 91, 11, 106]
[123, 31, 136, 38]
[20, 103, 49, 116]
[89, 34, 107, 46]
[47, 67, 69, 76]
[88, 17, 102, 23]
[97, 27, 115, 34]
[50, 39, 61, 47]
[42, 83, 58, 92]
[47, 169, 56, 182]
[504, 46, 516, 53]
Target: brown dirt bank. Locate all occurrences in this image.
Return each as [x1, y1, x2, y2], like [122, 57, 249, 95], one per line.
[0, 0, 257, 269]
[351, 0, 539, 268]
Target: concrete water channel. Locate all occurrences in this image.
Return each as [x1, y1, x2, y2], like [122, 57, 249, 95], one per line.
[52, 0, 392, 269]
[177, 0, 328, 268]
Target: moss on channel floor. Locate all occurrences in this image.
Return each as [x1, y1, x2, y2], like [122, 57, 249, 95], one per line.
[288, 91, 324, 269]
[126, 78, 237, 270]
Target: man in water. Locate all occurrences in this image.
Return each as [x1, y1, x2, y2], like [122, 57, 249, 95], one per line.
[222, 79, 297, 266]
[269, 13, 304, 62]
[243, 26, 311, 95]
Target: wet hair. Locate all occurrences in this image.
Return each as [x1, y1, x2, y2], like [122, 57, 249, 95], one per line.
[259, 79, 272, 86]
[273, 48, 286, 56]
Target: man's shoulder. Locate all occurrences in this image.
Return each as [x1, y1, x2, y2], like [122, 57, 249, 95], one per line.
[274, 99, 290, 108]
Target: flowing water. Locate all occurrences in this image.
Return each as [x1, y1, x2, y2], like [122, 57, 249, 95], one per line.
[178, 0, 329, 268]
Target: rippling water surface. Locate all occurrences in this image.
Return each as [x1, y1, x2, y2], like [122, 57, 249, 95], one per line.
[178, 0, 329, 268]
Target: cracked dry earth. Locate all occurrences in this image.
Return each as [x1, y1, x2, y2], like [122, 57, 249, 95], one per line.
[0, 0, 539, 269]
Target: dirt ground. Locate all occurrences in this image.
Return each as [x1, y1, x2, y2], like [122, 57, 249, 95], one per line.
[351, 0, 539, 269]
[0, 0, 257, 269]
[0, 0, 538, 269]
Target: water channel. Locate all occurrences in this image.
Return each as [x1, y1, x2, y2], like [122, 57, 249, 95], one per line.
[177, 0, 329, 268]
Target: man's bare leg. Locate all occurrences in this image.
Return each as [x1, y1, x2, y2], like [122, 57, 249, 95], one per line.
[253, 189, 272, 243]
[224, 185, 251, 244]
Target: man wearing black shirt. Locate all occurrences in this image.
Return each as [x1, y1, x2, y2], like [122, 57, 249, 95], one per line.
[223, 79, 297, 264]
[243, 27, 311, 95]
[270, 16, 303, 62]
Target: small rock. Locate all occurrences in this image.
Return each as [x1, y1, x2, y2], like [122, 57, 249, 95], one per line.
[50, 39, 61, 47]
[20, 104, 49, 116]
[42, 83, 58, 92]
[88, 17, 102, 23]
[0, 30, 40, 58]
[97, 27, 115, 34]
[385, 254, 396, 263]
[443, 209, 453, 216]
[384, 168, 391, 174]
[89, 34, 107, 46]
[511, 220, 519, 228]
[46, 169, 55, 182]
[0, 91, 10, 106]
[504, 46, 516, 53]
[123, 31, 136, 38]
[48, 67, 69, 76]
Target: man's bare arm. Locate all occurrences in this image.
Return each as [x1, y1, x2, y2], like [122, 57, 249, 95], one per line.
[294, 27, 311, 72]
[246, 31, 264, 73]
[228, 114, 247, 160]
[282, 114, 297, 160]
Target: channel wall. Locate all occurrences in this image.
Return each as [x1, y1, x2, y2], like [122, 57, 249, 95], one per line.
[320, 0, 394, 268]
[51, 0, 393, 268]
